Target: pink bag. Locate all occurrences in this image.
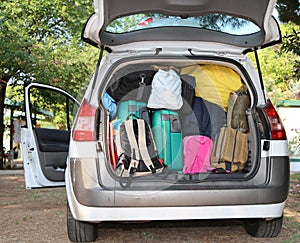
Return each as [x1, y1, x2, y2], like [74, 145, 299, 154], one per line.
[183, 135, 213, 174]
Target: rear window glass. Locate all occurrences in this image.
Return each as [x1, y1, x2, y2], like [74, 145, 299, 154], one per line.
[105, 13, 260, 35]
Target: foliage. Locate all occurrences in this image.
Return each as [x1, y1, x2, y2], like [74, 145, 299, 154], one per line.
[276, 0, 300, 25]
[248, 22, 300, 105]
[0, 0, 99, 166]
[281, 23, 300, 82]
[1, 0, 98, 95]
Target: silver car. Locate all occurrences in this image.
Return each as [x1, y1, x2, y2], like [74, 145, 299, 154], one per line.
[21, 0, 289, 242]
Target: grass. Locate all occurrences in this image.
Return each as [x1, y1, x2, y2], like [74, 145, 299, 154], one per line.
[26, 187, 66, 201]
[290, 173, 300, 181]
[284, 173, 300, 242]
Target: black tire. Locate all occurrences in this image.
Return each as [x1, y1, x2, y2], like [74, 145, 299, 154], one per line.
[244, 215, 283, 238]
[67, 204, 98, 242]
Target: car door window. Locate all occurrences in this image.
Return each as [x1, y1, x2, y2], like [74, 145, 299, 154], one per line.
[28, 86, 79, 130]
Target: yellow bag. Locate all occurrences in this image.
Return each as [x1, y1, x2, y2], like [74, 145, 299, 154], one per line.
[181, 65, 242, 111]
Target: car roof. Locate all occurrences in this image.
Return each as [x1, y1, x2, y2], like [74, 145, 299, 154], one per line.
[82, 0, 281, 52]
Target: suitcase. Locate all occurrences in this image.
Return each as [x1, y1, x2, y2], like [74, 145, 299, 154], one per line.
[117, 100, 150, 124]
[211, 127, 248, 173]
[151, 110, 183, 171]
[183, 135, 213, 174]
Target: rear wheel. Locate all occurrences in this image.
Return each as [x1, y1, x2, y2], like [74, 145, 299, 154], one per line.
[244, 215, 283, 238]
[67, 204, 98, 242]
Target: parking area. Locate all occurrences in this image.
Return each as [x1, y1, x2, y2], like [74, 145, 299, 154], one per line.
[0, 172, 299, 243]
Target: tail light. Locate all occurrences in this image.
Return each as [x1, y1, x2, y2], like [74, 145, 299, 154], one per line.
[72, 99, 97, 141]
[263, 100, 287, 140]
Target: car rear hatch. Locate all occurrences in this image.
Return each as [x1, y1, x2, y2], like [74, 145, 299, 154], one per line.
[82, 0, 281, 53]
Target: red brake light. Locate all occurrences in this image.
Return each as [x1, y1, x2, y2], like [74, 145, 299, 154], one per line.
[138, 17, 153, 26]
[264, 101, 287, 140]
[72, 99, 97, 141]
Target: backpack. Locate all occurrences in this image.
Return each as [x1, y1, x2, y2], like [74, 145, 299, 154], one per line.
[227, 85, 250, 132]
[115, 118, 166, 183]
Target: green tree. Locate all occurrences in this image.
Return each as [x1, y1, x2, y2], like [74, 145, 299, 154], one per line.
[281, 23, 300, 82]
[275, 0, 300, 99]
[248, 23, 300, 105]
[0, 0, 98, 168]
[276, 0, 300, 25]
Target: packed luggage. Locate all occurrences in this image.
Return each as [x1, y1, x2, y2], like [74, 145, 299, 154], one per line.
[115, 118, 166, 180]
[104, 64, 250, 177]
[183, 135, 213, 174]
[151, 110, 183, 171]
[210, 127, 248, 173]
[181, 64, 243, 110]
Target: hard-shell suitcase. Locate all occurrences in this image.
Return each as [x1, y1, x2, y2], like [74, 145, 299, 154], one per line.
[117, 100, 150, 124]
[211, 127, 248, 173]
[183, 135, 213, 174]
[151, 110, 183, 171]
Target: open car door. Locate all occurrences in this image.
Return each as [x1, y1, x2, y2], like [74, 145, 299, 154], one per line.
[21, 83, 79, 189]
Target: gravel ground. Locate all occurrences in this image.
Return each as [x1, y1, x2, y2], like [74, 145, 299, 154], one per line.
[0, 172, 299, 243]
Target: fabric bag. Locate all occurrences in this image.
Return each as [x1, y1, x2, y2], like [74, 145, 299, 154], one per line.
[147, 69, 183, 110]
[183, 135, 213, 174]
[180, 74, 196, 114]
[181, 64, 243, 110]
[182, 97, 211, 138]
[227, 85, 250, 132]
[102, 92, 117, 120]
[115, 118, 165, 180]
[107, 69, 156, 102]
[211, 127, 248, 173]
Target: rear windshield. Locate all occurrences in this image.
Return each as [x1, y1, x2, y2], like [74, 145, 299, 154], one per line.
[105, 13, 260, 35]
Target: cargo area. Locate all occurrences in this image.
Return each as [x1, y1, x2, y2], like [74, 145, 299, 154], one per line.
[101, 60, 258, 183]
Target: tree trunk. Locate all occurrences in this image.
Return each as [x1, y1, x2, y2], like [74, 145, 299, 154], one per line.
[0, 79, 8, 169]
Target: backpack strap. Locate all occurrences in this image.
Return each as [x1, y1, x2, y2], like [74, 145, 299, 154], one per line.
[136, 119, 156, 173]
[124, 119, 140, 174]
[136, 73, 146, 101]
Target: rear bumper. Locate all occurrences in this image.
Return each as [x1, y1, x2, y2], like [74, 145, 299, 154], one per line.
[68, 200, 286, 223]
[66, 158, 287, 222]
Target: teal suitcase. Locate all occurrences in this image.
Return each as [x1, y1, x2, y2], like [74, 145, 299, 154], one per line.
[117, 100, 150, 123]
[151, 110, 183, 171]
